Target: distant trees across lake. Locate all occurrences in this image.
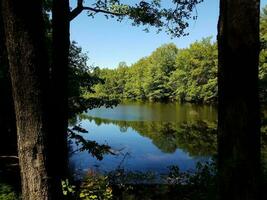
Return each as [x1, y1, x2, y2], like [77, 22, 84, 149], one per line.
[90, 23, 267, 104]
[91, 38, 218, 103]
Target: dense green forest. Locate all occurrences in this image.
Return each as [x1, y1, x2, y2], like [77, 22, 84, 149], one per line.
[91, 38, 218, 103]
[88, 6, 267, 104]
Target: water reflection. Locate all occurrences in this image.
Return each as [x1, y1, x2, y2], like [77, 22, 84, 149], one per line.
[81, 117, 217, 156]
[87, 101, 217, 123]
[69, 102, 217, 176]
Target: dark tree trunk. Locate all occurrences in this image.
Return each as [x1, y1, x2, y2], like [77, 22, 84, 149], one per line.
[1, 0, 52, 199]
[0, 3, 17, 156]
[48, 0, 70, 191]
[217, 0, 261, 200]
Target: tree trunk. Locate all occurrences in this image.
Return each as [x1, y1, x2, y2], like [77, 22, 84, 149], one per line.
[48, 0, 70, 191]
[217, 0, 261, 199]
[1, 0, 52, 199]
[0, 2, 17, 156]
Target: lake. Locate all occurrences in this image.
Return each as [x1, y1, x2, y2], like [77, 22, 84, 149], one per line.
[69, 101, 217, 178]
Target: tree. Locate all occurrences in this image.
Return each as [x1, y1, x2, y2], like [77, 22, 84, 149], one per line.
[69, 0, 203, 37]
[46, 0, 70, 197]
[217, 0, 261, 199]
[1, 0, 53, 199]
[259, 5, 267, 102]
[0, 3, 16, 155]
[171, 38, 217, 103]
[92, 39, 217, 103]
[144, 44, 178, 100]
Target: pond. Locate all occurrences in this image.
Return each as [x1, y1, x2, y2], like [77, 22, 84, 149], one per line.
[69, 101, 217, 178]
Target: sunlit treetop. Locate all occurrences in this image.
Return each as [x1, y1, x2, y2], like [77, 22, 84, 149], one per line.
[68, 0, 203, 37]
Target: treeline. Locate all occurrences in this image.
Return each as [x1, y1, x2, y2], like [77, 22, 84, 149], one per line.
[90, 7, 267, 104]
[91, 38, 217, 103]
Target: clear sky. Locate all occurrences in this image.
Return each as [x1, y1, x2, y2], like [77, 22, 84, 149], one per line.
[70, 0, 267, 68]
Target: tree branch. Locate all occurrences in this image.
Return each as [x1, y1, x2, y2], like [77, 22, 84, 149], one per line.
[82, 6, 125, 16]
[69, 0, 83, 21]
[0, 155, 18, 159]
[69, 0, 125, 21]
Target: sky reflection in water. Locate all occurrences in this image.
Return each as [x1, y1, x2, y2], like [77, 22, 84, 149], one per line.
[69, 101, 217, 177]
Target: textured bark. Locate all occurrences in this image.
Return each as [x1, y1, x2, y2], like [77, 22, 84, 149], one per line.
[217, 0, 261, 199]
[1, 0, 52, 199]
[48, 0, 70, 192]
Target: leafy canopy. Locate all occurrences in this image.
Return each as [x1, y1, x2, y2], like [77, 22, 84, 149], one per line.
[91, 38, 217, 103]
[70, 0, 203, 37]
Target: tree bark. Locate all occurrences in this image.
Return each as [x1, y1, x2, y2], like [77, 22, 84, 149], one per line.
[1, 0, 52, 199]
[217, 0, 261, 199]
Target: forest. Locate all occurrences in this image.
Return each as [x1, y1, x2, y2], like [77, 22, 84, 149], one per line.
[91, 6, 267, 103]
[91, 39, 218, 103]
[0, 0, 264, 200]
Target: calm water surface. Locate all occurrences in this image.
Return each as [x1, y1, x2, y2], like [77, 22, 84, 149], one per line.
[69, 101, 217, 177]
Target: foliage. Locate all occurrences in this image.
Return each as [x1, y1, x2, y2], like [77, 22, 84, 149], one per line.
[67, 43, 119, 160]
[172, 37, 217, 102]
[92, 38, 217, 103]
[163, 162, 216, 200]
[0, 182, 19, 200]
[62, 173, 113, 200]
[62, 179, 76, 196]
[68, 126, 114, 160]
[109, 162, 216, 200]
[62, 161, 216, 200]
[72, 0, 204, 38]
[67, 42, 119, 160]
[260, 5, 267, 103]
[79, 171, 113, 200]
[68, 42, 119, 117]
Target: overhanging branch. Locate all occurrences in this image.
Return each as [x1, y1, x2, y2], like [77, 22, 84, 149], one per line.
[83, 6, 125, 16]
[69, 0, 125, 21]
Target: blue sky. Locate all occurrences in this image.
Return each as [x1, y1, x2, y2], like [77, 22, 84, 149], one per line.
[70, 0, 267, 68]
